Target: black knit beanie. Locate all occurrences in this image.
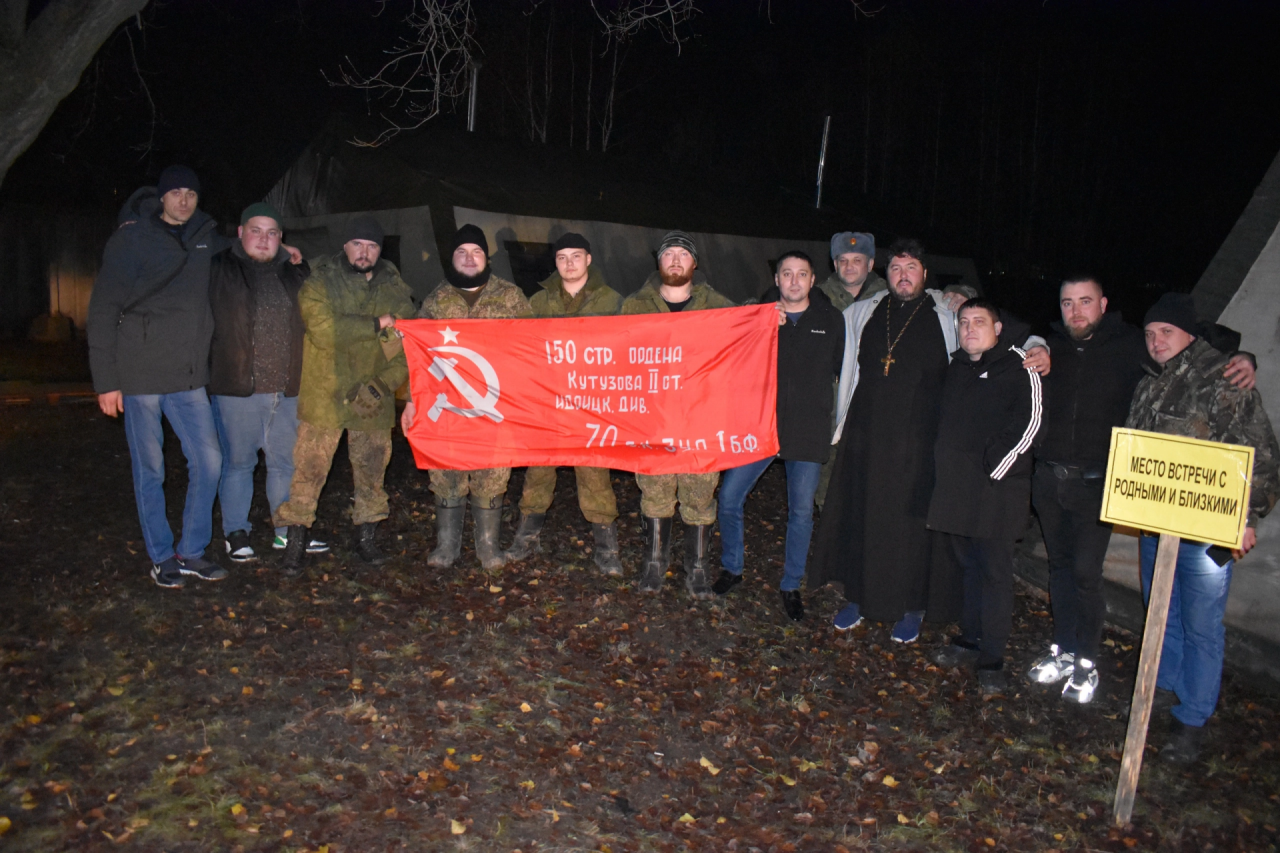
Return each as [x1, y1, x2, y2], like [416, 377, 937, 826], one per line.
[553, 232, 591, 254]
[342, 215, 384, 247]
[450, 224, 489, 256]
[157, 165, 200, 196]
[1143, 293, 1198, 337]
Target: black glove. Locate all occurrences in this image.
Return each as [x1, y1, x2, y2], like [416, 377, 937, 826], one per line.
[345, 377, 391, 420]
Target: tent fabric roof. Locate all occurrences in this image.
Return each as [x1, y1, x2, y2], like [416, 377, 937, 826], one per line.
[1193, 147, 1280, 322]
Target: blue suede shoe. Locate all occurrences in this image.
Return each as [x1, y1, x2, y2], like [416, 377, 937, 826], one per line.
[833, 602, 863, 631]
[891, 610, 925, 644]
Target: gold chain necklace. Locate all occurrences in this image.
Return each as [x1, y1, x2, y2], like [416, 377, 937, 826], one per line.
[881, 295, 928, 376]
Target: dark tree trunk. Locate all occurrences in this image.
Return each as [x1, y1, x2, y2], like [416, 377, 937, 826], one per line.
[0, 0, 150, 189]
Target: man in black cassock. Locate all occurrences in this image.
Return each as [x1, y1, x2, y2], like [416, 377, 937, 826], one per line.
[808, 239, 1048, 643]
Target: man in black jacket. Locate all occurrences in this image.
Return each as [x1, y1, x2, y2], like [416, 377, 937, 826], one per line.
[715, 251, 845, 621]
[88, 166, 231, 589]
[927, 298, 1043, 695]
[209, 203, 328, 565]
[1026, 276, 1256, 705]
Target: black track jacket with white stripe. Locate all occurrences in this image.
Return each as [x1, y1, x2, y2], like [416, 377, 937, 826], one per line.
[926, 325, 1044, 540]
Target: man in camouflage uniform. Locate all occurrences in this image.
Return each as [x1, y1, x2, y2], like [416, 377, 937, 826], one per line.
[621, 230, 734, 599]
[1126, 292, 1280, 765]
[818, 231, 886, 312]
[505, 232, 625, 574]
[277, 216, 415, 573]
[402, 224, 533, 570]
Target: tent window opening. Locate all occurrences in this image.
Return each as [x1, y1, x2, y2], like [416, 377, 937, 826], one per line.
[505, 240, 557, 296]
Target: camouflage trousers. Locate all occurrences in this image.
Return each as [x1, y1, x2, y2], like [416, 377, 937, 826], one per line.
[276, 422, 392, 527]
[430, 468, 511, 508]
[635, 472, 719, 525]
[519, 466, 618, 525]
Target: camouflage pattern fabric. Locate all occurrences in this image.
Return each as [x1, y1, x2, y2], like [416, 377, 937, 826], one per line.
[417, 274, 533, 321]
[519, 466, 618, 524]
[277, 422, 393, 527]
[296, 254, 415, 431]
[529, 266, 622, 318]
[430, 468, 512, 506]
[635, 472, 720, 525]
[619, 274, 734, 315]
[1126, 338, 1280, 525]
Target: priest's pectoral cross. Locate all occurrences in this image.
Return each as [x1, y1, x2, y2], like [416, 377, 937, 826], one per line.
[881, 354, 895, 376]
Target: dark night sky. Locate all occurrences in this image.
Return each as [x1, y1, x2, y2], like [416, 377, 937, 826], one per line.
[5, 0, 1280, 326]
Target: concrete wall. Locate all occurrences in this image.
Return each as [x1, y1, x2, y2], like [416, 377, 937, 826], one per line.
[1211, 216, 1280, 656]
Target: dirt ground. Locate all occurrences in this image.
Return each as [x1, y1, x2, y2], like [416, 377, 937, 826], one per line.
[1, 403, 1278, 853]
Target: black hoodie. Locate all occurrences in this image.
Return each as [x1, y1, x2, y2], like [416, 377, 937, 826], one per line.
[926, 321, 1044, 539]
[87, 187, 230, 395]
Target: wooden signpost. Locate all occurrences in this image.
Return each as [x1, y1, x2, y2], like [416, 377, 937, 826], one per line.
[1100, 428, 1254, 826]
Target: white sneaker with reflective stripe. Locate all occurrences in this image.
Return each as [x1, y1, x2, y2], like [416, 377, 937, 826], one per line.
[1027, 644, 1075, 684]
[1061, 659, 1098, 704]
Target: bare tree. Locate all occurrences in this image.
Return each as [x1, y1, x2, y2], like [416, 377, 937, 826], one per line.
[0, 0, 151, 189]
[588, 0, 697, 53]
[328, 0, 478, 147]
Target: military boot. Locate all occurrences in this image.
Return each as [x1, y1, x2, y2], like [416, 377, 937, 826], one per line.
[281, 524, 307, 577]
[592, 522, 624, 576]
[427, 500, 465, 568]
[355, 522, 388, 565]
[638, 517, 673, 592]
[472, 496, 506, 570]
[504, 512, 545, 562]
[683, 523, 715, 600]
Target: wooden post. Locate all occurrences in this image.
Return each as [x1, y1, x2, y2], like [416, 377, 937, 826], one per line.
[1113, 532, 1180, 826]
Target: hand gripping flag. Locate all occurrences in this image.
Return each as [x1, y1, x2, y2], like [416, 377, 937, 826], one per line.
[399, 304, 779, 475]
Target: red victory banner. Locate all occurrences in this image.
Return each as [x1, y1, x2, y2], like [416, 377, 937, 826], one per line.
[398, 304, 779, 475]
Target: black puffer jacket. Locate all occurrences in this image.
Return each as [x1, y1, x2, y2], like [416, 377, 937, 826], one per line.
[1036, 313, 1147, 470]
[927, 325, 1044, 539]
[758, 288, 846, 463]
[87, 187, 229, 395]
[208, 244, 309, 397]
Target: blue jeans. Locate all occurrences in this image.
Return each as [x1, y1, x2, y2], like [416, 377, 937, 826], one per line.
[1139, 534, 1234, 727]
[717, 456, 822, 591]
[211, 393, 299, 538]
[123, 389, 222, 563]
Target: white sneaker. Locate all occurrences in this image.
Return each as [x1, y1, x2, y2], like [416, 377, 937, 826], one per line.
[273, 533, 329, 554]
[1061, 659, 1098, 704]
[1026, 644, 1075, 684]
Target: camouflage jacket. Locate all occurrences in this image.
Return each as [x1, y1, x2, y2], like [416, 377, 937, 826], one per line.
[530, 266, 622, 317]
[1126, 339, 1280, 526]
[417, 274, 533, 321]
[620, 273, 735, 315]
[818, 270, 887, 313]
[296, 254, 415, 431]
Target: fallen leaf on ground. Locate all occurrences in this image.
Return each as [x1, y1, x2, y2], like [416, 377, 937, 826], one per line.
[677, 813, 696, 823]
[882, 775, 899, 788]
[699, 756, 721, 775]
[520, 702, 532, 712]
[780, 774, 796, 786]
[898, 814, 910, 825]
[451, 819, 466, 835]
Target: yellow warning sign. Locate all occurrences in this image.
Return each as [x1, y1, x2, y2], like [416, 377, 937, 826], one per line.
[1100, 428, 1253, 549]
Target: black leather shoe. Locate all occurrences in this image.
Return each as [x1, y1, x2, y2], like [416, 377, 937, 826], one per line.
[1160, 719, 1205, 765]
[780, 589, 804, 621]
[711, 570, 743, 596]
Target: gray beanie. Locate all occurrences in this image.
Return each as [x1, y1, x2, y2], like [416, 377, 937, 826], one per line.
[658, 229, 698, 263]
[831, 231, 875, 261]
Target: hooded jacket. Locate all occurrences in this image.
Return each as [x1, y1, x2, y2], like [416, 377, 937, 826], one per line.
[619, 273, 735, 315]
[296, 253, 415, 431]
[208, 244, 309, 398]
[1126, 338, 1280, 527]
[529, 266, 622, 318]
[926, 324, 1044, 539]
[87, 187, 229, 395]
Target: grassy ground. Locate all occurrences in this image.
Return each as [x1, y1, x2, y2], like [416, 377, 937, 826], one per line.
[1, 404, 1277, 852]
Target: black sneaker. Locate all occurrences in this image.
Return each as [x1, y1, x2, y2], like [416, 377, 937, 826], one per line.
[930, 640, 980, 669]
[1160, 719, 1205, 765]
[151, 557, 185, 589]
[712, 570, 743, 596]
[177, 555, 229, 582]
[780, 589, 804, 621]
[225, 530, 256, 563]
[977, 662, 1008, 696]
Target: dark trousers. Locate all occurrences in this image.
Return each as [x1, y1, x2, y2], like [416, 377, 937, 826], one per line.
[949, 534, 1015, 667]
[1032, 468, 1113, 663]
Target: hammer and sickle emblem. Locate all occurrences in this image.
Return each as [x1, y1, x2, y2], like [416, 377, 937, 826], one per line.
[426, 345, 503, 423]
